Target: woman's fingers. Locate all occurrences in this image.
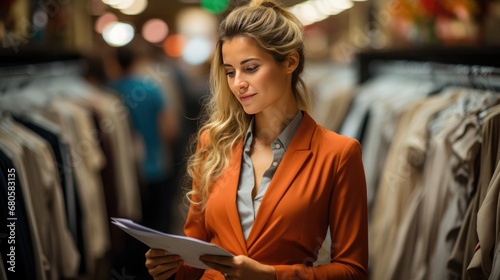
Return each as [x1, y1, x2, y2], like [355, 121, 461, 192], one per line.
[146, 248, 168, 258]
[146, 255, 182, 267]
[145, 249, 183, 279]
[201, 255, 234, 265]
[146, 254, 182, 267]
[200, 255, 234, 276]
[200, 259, 227, 271]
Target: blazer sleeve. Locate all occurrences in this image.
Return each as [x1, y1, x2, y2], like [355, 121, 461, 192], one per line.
[175, 133, 210, 280]
[174, 184, 208, 280]
[173, 198, 207, 279]
[273, 139, 369, 279]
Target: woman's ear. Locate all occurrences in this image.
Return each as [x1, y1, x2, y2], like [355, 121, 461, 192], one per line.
[285, 51, 299, 74]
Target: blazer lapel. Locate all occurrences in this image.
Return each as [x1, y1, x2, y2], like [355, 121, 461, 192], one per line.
[223, 141, 249, 255]
[246, 113, 315, 247]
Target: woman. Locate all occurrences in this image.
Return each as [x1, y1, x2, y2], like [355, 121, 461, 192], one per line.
[145, 0, 368, 279]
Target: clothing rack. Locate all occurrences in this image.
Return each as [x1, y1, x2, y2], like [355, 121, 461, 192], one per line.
[0, 59, 87, 78]
[0, 59, 87, 94]
[356, 46, 500, 91]
[0, 46, 82, 66]
[368, 60, 500, 91]
[0, 46, 85, 93]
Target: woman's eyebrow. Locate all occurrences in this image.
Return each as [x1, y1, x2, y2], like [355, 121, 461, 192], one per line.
[223, 58, 260, 67]
[239, 58, 259, 65]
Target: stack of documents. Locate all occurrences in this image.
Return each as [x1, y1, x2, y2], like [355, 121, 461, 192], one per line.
[111, 217, 233, 269]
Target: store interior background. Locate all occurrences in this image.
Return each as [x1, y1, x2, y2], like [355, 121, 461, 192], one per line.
[1, 0, 500, 279]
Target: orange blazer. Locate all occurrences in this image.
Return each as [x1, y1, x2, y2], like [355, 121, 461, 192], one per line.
[176, 112, 368, 280]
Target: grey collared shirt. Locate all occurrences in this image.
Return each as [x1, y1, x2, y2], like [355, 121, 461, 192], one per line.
[237, 111, 303, 240]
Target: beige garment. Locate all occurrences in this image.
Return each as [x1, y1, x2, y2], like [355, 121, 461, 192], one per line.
[340, 75, 409, 139]
[24, 112, 80, 239]
[470, 156, 500, 280]
[311, 86, 355, 132]
[1, 119, 80, 279]
[387, 100, 464, 280]
[448, 196, 477, 278]
[419, 110, 482, 279]
[76, 90, 142, 221]
[389, 90, 495, 280]
[467, 105, 500, 279]
[449, 104, 500, 279]
[0, 254, 6, 280]
[43, 98, 110, 275]
[429, 108, 489, 279]
[0, 119, 46, 280]
[486, 164, 500, 280]
[363, 81, 433, 208]
[1, 122, 54, 277]
[306, 62, 356, 133]
[370, 88, 464, 280]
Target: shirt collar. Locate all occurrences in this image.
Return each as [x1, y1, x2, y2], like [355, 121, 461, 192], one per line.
[243, 111, 303, 150]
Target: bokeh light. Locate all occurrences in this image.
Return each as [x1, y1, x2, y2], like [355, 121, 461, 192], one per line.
[200, 0, 230, 14]
[182, 37, 213, 65]
[102, 0, 122, 5]
[95, 12, 118, 34]
[163, 34, 187, 57]
[177, 7, 218, 37]
[120, 0, 148, 15]
[289, 0, 353, 26]
[112, 0, 134, 9]
[102, 22, 135, 47]
[33, 10, 48, 28]
[142, 18, 169, 43]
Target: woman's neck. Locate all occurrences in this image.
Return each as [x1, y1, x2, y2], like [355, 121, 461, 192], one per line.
[254, 106, 299, 145]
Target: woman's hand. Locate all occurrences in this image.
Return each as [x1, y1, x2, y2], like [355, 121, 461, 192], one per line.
[145, 249, 184, 280]
[200, 255, 276, 280]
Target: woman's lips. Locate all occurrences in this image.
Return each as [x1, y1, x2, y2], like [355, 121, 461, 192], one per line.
[239, 93, 256, 102]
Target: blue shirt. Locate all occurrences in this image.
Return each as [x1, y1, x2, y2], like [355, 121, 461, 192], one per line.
[110, 75, 168, 183]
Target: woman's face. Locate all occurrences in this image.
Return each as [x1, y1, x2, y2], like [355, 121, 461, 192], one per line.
[222, 36, 296, 115]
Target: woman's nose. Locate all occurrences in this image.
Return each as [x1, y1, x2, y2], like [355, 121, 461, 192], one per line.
[234, 75, 248, 92]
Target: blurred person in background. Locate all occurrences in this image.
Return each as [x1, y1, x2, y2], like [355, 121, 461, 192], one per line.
[108, 42, 179, 234]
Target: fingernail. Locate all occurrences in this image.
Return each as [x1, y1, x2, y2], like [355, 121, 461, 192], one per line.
[163, 250, 168, 255]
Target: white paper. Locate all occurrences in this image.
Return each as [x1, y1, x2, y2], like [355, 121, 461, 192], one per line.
[111, 217, 233, 269]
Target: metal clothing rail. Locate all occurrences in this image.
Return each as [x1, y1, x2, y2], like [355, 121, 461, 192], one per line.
[0, 59, 87, 94]
[0, 59, 87, 78]
[369, 60, 500, 91]
[356, 46, 500, 84]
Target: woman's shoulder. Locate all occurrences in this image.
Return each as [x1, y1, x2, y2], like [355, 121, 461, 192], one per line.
[308, 119, 361, 155]
[316, 125, 356, 143]
[196, 128, 216, 147]
[199, 130, 210, 143]
[303, 113, 358, 146]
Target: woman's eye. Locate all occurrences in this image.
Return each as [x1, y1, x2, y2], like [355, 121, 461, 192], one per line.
[246, 66, 258, 72]
[226, 71, 235, 77]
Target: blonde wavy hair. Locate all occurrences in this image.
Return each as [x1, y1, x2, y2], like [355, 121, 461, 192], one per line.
[186, 0, 311, 211]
